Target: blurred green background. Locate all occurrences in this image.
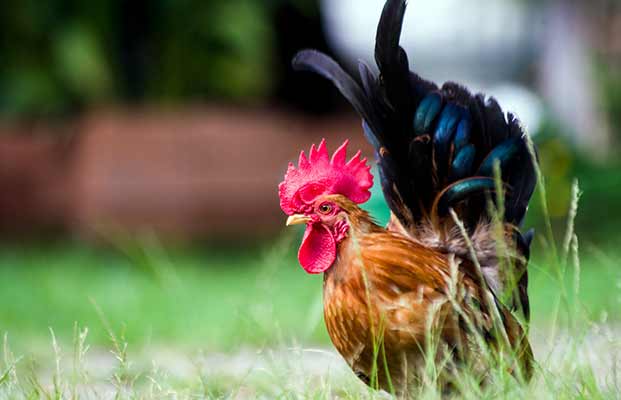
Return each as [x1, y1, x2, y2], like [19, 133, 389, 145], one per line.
[0, 0, 620, 354]
[1, 0, 302, 115]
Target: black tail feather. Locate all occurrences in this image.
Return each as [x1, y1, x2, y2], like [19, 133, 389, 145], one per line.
[292, 50, 376, 130]
[375, 0, 407, 74]
[358, 61, 378, 99]
[291, 0, 536, 238]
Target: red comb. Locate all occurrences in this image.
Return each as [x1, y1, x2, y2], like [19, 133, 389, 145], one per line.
[278, 139, 373, 215]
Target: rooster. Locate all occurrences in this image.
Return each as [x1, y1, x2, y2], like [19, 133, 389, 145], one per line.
[279, 0, 536, 395]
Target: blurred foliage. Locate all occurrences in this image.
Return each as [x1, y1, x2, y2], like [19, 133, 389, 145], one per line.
[0, 0, 319, 118]
[523, 124, 621, 247]
[0, 0, 116, 116]
[597, 58, 621, 145]
[149, 1, 273, 102]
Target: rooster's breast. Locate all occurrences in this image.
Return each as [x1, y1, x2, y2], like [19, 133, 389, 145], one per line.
[322, 246, 429, 391]
[321, 231, 460, 392]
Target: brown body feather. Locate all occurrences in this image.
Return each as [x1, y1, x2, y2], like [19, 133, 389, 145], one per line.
[321, 195, 533, 394]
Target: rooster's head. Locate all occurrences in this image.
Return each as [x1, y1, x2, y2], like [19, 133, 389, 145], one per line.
[278, 139, 373, 274]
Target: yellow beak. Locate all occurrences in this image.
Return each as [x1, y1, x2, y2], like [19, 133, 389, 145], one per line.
[286, 214, 311, 226]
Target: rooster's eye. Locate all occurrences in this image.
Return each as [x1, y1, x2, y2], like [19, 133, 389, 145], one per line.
[318, 203, 333, 214]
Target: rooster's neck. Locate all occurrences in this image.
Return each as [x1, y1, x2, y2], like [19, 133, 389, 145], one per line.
[324, 206, 383, 284]
[344, 204, 383, 236]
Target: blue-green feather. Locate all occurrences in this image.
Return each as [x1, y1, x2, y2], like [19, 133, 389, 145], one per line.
[414, 92, 442, 134]
[478, 136, 521, 176]
[434, 104, 464, 177]
[437, 177, 496, 214]
[451, 144, 476, 181]
[454, 117, 471, 150]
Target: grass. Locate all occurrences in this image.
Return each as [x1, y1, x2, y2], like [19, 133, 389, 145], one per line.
[0, 235, 328, 352]
[0, 236, 619, 354]
[0, 237, 619, 398]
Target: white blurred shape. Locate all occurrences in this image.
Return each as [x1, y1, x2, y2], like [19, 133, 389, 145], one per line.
[319, 0, 544, 134]
[321, 0, 535, 84]
[539, 2, 609, 156]
[488, 83, 544, 135]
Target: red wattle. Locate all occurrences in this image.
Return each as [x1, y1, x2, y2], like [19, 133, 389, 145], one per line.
[298, 224, 336, 274]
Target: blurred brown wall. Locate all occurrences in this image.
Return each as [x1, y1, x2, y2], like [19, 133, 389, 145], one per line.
[0, 129, 72, 235]
[0, 107, 371, 240]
